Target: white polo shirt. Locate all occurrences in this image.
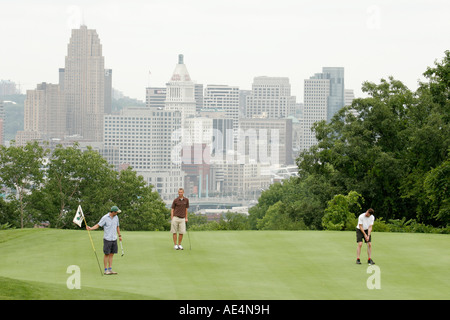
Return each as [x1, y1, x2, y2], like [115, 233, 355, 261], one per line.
[356, 213, 375, 230]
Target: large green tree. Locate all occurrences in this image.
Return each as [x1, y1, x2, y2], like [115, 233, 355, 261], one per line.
[28, 144, 170, 230]
[0, 141, 48, 228]
[31, 143, 117, 228]
[109, 167, 170, 231]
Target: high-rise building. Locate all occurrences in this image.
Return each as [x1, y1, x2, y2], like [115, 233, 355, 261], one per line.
[203, 85, 240, 131]
[309, 67, 345, 122]
[195, 84, 204, 112]
[302, 67, 345, 151]
[164, 54, 196, 125]
[245, 77, 296, 119]
[323, 67, 345, 121]
[104, 69, 112, 115]
[15, 82, 65, 145]
[63, 25, 106, 141]
[345, 88, 359, 118]
[0, 80, 18, 97]
[302, 77, 330, 151]
[146, 87, 166, 109]
[104, 107, 183, 199]
[345, 89, 355, 107]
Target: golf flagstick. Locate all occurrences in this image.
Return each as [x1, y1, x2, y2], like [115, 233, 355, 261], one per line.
[82, 215, 103, 276]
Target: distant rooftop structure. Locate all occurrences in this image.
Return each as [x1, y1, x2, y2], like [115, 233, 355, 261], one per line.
[170, 53, 192, 82]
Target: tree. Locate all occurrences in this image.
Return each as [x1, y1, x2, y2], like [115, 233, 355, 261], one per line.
[400, 51, 450, 224]
[322, 191, 363, 231]
[0, 141, 48, 228]
[115, 167, 170, 231]
[33, 143, 116, 228]
[424, 158, 450, 225]
[256, 201, 306, 230]
[39, 143, 89, 228]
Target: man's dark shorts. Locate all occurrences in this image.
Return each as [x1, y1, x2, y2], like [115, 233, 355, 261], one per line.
[103, 239, 118, 254]
[356, 229, 372, 243]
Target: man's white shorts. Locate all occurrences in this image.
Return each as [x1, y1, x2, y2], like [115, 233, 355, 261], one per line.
[171, 216, 186, 234]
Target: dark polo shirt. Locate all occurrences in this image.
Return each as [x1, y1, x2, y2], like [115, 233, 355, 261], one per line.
[172, 197, 189, 218]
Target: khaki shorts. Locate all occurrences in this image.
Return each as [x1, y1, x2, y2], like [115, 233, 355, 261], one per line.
[171, 216, 186, 234]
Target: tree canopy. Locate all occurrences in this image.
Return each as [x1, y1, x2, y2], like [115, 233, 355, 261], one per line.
[0, 143, 169, 230]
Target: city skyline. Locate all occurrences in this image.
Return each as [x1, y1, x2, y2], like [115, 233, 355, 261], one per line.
[1, 0, 449, 102]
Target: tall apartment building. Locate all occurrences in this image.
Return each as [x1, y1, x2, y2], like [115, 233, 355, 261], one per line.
[63, 25, 106, 142]
[15, 83, 65, 145]
[306, 67, 345, 122]
[302, 67, 345, 151]
[165, 54, 196, 125]
[203, 85, 240, 131]
[104, 107, 183, 199]
[245, 77, 296, 119]
[302, 77, 330, 151]
[0, 80, 18, 97]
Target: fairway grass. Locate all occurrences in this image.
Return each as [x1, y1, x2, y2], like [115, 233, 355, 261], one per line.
[0, 228, 449, 300]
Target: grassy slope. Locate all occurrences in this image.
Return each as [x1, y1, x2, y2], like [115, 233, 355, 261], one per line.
[0, 228, 449, 300]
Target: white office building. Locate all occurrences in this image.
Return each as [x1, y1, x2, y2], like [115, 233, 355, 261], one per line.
[302, 67, 346, 151]
[146, 87, 166, 109]
[245, 76, 296, 119]
[203, 85, 240, 131]
[103, 107, 184, 199]
[302, 78, 330, 151]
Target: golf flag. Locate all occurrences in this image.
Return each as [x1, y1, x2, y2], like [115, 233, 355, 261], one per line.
[73, 205, 84, 227]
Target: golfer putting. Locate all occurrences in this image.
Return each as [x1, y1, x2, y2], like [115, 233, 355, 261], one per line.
[356, 208, 375, 265]
[86, 206, 122, 275]
[171, 188, 189, 250]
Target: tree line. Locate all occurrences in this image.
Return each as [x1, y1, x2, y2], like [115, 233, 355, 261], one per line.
[0, 143, 170, 230]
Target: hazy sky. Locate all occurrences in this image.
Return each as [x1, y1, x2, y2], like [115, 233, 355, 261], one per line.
[1, 0, 449, 102]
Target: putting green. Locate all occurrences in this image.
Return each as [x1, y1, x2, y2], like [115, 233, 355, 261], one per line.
[0, 228, 449, 299]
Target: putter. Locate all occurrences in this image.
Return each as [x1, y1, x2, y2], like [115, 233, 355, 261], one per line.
[120, 239, 124, 257]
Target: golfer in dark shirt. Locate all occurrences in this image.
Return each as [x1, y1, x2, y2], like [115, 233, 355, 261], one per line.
[171, 188, 189, 250]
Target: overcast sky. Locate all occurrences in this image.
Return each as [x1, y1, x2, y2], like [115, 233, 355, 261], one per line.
[1, 0, 449, 102]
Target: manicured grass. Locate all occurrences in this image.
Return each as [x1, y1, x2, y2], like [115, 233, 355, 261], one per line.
[0, 228, 449, 299]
